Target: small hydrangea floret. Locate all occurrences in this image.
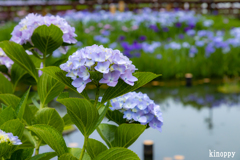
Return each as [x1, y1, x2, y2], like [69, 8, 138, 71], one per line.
[60, 45, 138, 93]
[0, 129, 22, 145]
[109, 92, 163, 132]
[11, 13, 77, 48]
[0, 48, 13, 69]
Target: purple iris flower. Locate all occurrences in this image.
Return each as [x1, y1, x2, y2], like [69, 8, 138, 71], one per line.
[149, 25, 159, 32]
[118, 36, 125, 41]
[178, 34, 184, 39]
[175, 22, 182, 28]
[139, 35, 146, 41]
[189, 46, 198, 57]
[205, 43, 215, 57]
[162, 27, 169, 32]
[121, 41, 142, 58]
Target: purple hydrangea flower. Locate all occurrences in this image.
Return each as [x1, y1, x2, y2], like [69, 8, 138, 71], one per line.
[99, 71, 120, 87]
[0, 48, 13, 69]
[108, 92, 163, 132]
[60, 45, 138, 93]
[10, 13, 77, 53]
[0, 129, 22, 145]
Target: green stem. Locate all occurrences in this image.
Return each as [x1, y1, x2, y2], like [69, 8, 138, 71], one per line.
[79, 136, 88, 160]
[42, 56, 46, 68]
[93, 84, 100, 108]
[39, 102, 44, 109]
[35, 139, 42, 155]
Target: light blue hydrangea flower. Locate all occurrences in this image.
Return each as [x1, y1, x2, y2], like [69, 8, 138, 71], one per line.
[0, 48, 13, 69]
[0, 129, 22, 145]
[11, 13, 77, 46]
[109, 92, 163, 132]
[60, 45, 138, 93]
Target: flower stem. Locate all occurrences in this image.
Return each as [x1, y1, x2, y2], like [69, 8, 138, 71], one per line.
[42, 56, 46, 68]
[35, 139, 42, 155]
[39, 102, 44, 109]
[79, 136, 88, 160]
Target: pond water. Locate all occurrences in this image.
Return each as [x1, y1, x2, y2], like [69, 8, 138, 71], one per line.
[42, 84, 240, 160]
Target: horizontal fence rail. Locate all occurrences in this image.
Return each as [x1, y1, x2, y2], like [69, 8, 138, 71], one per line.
[0, 0, 240, 20]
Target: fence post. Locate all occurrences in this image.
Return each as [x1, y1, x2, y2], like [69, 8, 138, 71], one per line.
[144, 140, 154, 160]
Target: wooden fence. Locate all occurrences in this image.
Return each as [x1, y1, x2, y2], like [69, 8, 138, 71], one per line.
[0, 0, 240, 20]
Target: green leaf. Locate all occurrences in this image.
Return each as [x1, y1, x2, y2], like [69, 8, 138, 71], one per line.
[1, 103, 7, 110]
[0, 65, 8, 74]
[22, 42, 33, 50]
[0, 41, 38, 82]
[41, 66, 89, 100]
[58, 92, 69, 100]
[9, 148, 34, 160]
[0, 73, 13, 94]
[0, 143, 11, 157]
[30, 152, 57, 160]
[58, 98, 99, 136]
[0, 119, 25, 139]
[112, 124, 146, 148]
[86, 139, 108, 159]
[59, 153, 78, 160]
[11, 63, 28, 89]
[19, 130, 36, 149]
[68, 148, 91, 160]
[94, 102, 110, 129]
[0, 94, 20, 110]
[15, 87, 31, 119]
[23, 105, 35, 125]
[34, 108, 64, 133]
[0, 106, 16, 126]
[106, 110, 127, 125]
[62, 114, 73, 126]
[97, 124, 146, 148]
[89, 71, 103, 82]
[27, 124, 68, 156]
[31, 24, 63, 56]
[101, 72, 160, 104]
[93, 147, 140, 160]
[38, 73, 65, 107]
[0, 119, 25, 156]
[97, 124, 117, 148]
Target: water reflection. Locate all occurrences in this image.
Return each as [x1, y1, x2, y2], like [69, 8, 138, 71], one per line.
[139, 84, 240, 110]
[45, 84, 240, 160]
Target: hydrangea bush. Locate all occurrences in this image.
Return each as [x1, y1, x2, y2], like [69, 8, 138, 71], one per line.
[0, 13, 161, 160]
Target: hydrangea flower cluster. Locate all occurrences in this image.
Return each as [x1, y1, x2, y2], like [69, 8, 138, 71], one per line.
[60, 45, 138, 93]
[109, 92, 163, 132]
[10, 13, 77, 46]
[0, 48, 13, 68]
[0, 129, 22, 145]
